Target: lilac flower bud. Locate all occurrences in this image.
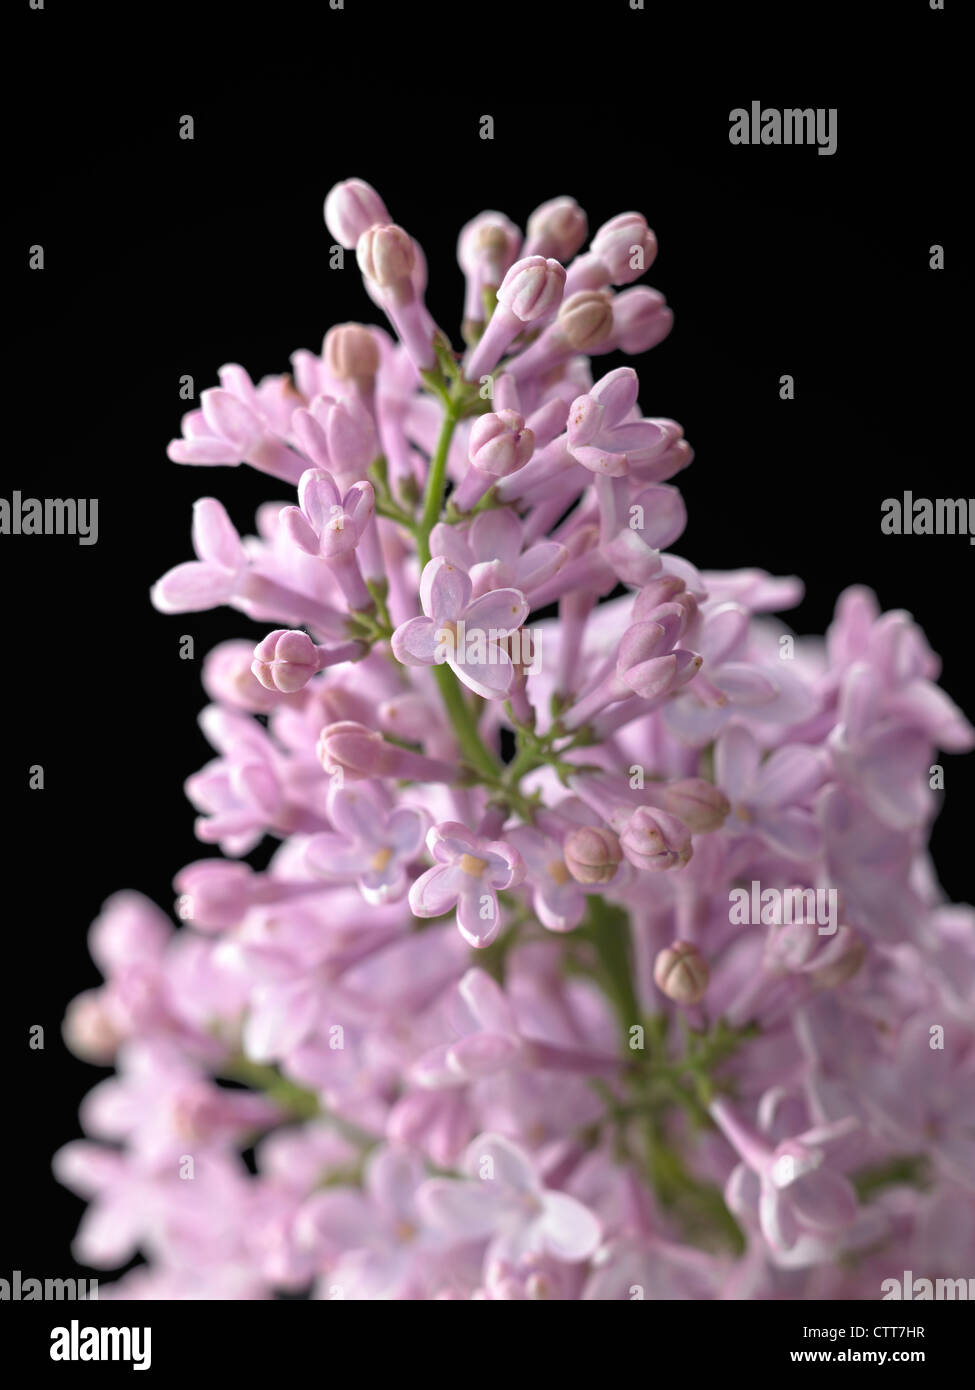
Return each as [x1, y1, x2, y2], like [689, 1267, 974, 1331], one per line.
[468, 410, 535, 477]
[323, 323, 380, 385]
[252, 629, 319, 693]
[319, 396, 378, 477]
[563, 825, 622, 885]
[558, 290, 615, 350]
[652, 779, 730, 833]
[613, 287, 673, 354]
[458, 212, 522, 325]
[589, 212, 658, 284]
[252, 629, 363, 694]
[317, 721, 457, 783]
[633, 576, 696, 626]
[620, 807, 692, 871]
[63, 990, 121, 1063]
[464, 257, 567, 380]
[324, 178, 390, 249]
[498, 255, 567, 323]
[653, 941, 709, 1004]
[524, 196, 588, 262]
[356, 224, 416, 291]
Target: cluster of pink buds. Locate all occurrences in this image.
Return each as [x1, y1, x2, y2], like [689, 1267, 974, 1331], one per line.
[57, 178, 975, 1301]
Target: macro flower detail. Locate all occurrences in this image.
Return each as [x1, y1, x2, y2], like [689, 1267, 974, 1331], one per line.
[55, 176, 974, 1304]
[408, 823, 525, 948]
[305, 782, 428, 905]
[391, 556, 530, 699]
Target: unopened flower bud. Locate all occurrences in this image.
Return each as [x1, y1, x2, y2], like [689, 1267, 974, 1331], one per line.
[317, 721, 456, 783]
[324, 178, 390, 249]
[458, 212, 522, 278]
[590, 212, 658, 284]
[63, 990, 121, 1063]
[620, 807, 692, 871]
[323, 323, 380, 384]
[563, 825, 622, 884]
[654, 941, 709, 1004]
[498, 256, 566, 323]
[356, 224, 416, 289]
[468, 410, 535, 477]
[525, 196, 588, 262]
[655, 779, 730, 833]
[558, 290, 615, 350]
[252, 630, 320, 694]
[633, 576, 694, 622]
[613, 287, 673, 354]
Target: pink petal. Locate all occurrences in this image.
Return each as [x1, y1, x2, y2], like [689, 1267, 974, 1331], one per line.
[789, 1170, 858, 1232]
[450, 647, 515, 700]
[715, 724, 760, 801]
[200, 388, 261, 451]
[192, 497, 246, 570]
[391, 616, 441, 667]
[151, 561, 237, 613]
[279, 505, 322, 556]
[701, 603, 750, 664]
[755, 746, 827, 808]
[417, 1178, 501, 1239]
[470, 508, 523, 565]
[298, 468, 341, 531]
[459, 969, 518, 1036]
[538, 1190, 602, 1261]
[243, 979, 320, 1062]
[456, 885, 501, 947]
[448, 1032, 520, 1078]
[385, 806, 428, 856]
[463, 1132, 537, 1193]
[421, 557, 471, 623]
[464, 588, 530, 635]
[304, 832, 365, 878]
[429, 522, 474, 569]
[409, 863, 463, 919]
[168, 437, 241, 465]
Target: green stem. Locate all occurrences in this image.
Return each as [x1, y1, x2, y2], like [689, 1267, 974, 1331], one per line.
[430, 662, 501, 783]
[220, 1055, 320, 1123]
[417, 405, 460, 567]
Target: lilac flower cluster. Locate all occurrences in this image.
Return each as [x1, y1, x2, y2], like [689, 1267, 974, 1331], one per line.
[56, 180, 975, 1300]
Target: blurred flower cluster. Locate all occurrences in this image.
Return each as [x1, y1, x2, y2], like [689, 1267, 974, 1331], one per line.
[56, 180, 975, 1300]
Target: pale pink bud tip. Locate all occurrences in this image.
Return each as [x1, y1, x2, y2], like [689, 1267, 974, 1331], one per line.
[252, 629, 319, 694]
[657, 779, 731, 833]
[526, 196, 588, 262]
[559, 290, 615, 350]
[468, 410, 535, 477]
[498, 256, 566, 322]
[620, 807, 692, 871]
[590, 212, 658, 284]
[324, 178, 390, 249]
[356, 224, 416, 288]
[324, 323, 380, 382]
[317, 720, 385, 777]
[653, 941, 710, 1005]
[63, 991, 121, 1063]
[563, 825, 622, 885]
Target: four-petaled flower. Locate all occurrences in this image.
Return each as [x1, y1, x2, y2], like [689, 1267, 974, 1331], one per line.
[408, 822, 525, 948]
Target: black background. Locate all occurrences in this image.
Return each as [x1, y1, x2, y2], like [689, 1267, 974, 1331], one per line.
[7, 0, 971, 1291]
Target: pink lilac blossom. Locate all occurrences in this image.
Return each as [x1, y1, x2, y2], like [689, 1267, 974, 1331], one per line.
[56, 180, 974, 1301]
